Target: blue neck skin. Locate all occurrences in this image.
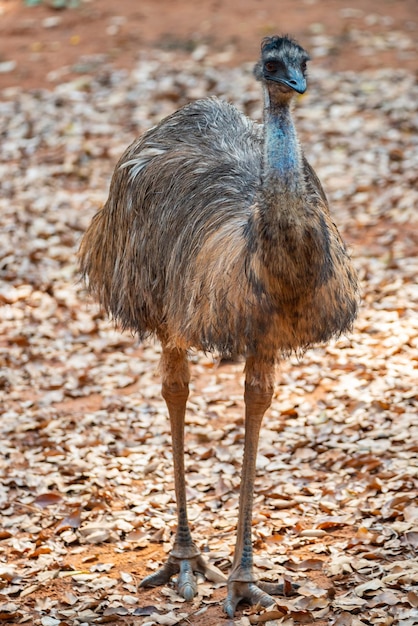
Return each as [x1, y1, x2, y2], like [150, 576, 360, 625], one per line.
[263, 97, 303, 194]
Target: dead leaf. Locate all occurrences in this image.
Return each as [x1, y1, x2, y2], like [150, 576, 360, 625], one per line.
[355, 578, 383, 597]
[407, 590, 418, 608]
[333, 613, 354, 626]
[299, 529, 327, 538]
[33, 493, 63, 509]
[285, 558, 324, 571]
[144, 612, 188, 625]
[367, 590, 399, 606]
[404, 531, 418, 549]
[55, 507, 81, 533]
[249, 608, 287, 623]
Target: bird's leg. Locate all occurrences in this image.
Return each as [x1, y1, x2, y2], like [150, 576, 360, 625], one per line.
[140, 345, 225, 600]
[225, 357, 286, 617]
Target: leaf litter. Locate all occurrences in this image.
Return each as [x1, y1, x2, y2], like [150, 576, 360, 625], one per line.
[0, 28, 417, 626]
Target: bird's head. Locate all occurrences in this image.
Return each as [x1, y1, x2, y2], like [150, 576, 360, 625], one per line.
[254, 35, 310, 98]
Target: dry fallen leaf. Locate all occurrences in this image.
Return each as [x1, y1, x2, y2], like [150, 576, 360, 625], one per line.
[144, 612, 188, 625]
[33, 493, 63, 509]
[355, 578, 383, 597]
[248, 608, 287, 623]
[55, 507, 82, 533]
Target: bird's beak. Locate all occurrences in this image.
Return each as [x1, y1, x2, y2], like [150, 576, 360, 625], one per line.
[268, 67, 307, 94]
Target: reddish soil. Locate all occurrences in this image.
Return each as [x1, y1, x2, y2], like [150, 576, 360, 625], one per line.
[0, 0, 417, 90]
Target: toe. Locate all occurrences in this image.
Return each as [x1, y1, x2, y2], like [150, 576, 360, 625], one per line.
[139, 553, 224, 602]
[224, 591, 240, 619]
[224, 581, 248, 618]
[178, 560, 197, 601]
[139, 559, 179, 588]
[247, 582, 276, 608]
[224, 581, 276, 617]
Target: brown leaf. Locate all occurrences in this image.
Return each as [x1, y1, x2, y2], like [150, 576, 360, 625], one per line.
[299, 529, 327, 538]
[266, 533, 285, 544]
[289, 611, 315, 623]
[344, 454, 382, 472]
[126, 529, 149, 545]
[285, 558, 324, 571]
[404, 531, 418, 549]
[333, 613, 354, 626]
[407, 591, 418, 608]
[55, 507, 81, 533]
[0, 609, 21, 621]
[102, 606, 130, 616]
[317, 517, 349, 530]
[347, 525, 377, 547]
[283, 576, 295, 596]
[403, 505, 418, 523]
[249, 608, 287, 623]
[33, 493, 63, 509]
[355, 578, 382, 597]
[296, 595, 329, 610]
[28, 546, 52, 559]
[367, 590, 399, 607]
[280, 407, 298, 417]
[0, 530, 12, 540]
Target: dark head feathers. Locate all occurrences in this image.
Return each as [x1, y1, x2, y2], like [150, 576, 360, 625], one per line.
[261, 35, 309, 59]
[254, 35, 310, 82]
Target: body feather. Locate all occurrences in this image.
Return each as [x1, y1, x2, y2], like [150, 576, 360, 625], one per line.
[80, 97, 358, 359]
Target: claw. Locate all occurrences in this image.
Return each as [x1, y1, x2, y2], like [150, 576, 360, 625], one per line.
[139, 553, 226, 601]
[224, 581, 276, 618]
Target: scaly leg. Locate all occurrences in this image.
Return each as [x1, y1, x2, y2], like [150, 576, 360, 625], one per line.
[140, 345, 224, 600]
[224, 357, 287, 617]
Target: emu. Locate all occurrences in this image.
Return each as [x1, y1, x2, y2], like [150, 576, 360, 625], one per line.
[79, 36, 358, 616]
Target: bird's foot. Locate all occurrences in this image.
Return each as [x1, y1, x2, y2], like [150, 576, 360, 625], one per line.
[224, 580, 296, 618]
[139, 553, 225, 601]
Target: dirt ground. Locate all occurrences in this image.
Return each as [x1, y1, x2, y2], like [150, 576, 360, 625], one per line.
[1, 1, 418, 626]
[0, 0, 417, 91]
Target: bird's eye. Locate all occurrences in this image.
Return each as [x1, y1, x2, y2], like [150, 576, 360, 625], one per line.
[264, 61, 276, 72]
[301, 61, 307, 72]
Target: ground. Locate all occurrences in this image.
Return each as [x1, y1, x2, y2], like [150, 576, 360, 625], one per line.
[0, 1, 417, 625]
[1, 0, 418, 90]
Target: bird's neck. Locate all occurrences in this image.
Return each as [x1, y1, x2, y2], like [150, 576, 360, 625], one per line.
[262, 94, 304, 198]
[257, 90, 314, 290]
